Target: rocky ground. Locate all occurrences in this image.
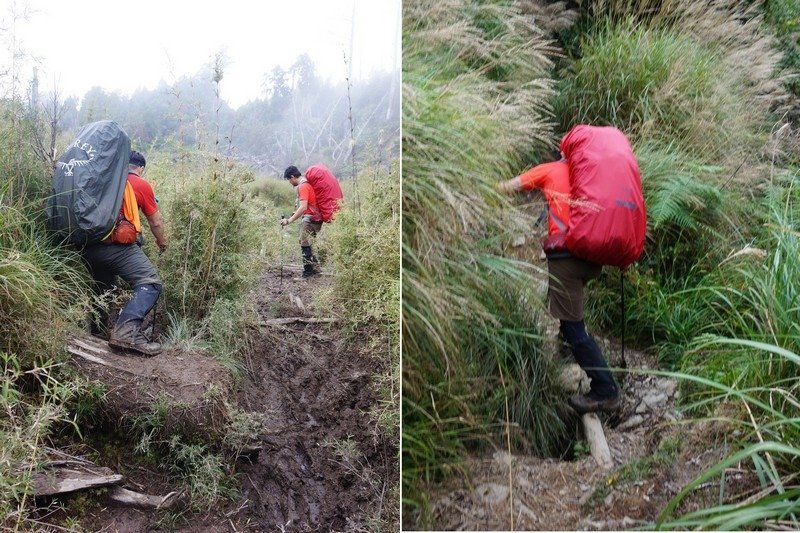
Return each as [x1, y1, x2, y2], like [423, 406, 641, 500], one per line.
[405, 208, 743, 531]
[413, 342, 724, 531]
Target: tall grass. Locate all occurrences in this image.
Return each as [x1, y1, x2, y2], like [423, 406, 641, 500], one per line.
[321, 162, 401, 530]
[0, 117, 91, 367]
[679, 182, 800, 390]
[403, 0, 571, 520]
[656, 339, 800, 530]
[556, 9, 782, 160]
[558, 1, 791, 368]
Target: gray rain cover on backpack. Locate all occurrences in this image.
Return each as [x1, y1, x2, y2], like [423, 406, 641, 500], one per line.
[48, 121, 131, 246]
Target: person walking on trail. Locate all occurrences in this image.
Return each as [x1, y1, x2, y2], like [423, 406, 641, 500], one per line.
[498, 157, 621, 414]
[281, 165, 323, 279]
[84, 150, 168, 356]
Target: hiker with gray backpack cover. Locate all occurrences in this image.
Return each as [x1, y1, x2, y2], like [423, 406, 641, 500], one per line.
[48, 120, 168, 356]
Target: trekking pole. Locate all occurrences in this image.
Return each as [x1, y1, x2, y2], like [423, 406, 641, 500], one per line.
[620, 269, 627, 370]
[279, 215, 287, 287]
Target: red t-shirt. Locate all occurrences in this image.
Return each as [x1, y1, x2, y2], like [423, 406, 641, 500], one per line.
[126, 173, 158, 217]
[517, 161, 570, 237]
[297, 181, 321, 220]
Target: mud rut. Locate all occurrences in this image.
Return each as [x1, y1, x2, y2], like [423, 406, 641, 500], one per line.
[233, 266, 391, 531]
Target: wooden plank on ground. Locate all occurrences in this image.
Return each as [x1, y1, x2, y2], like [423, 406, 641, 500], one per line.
[31, 464, 123, 496]
[260, 317, 339, 326]
[66, 346, 144, 376]
[71, 337, 110, 356]
[582, 413, 613, 469]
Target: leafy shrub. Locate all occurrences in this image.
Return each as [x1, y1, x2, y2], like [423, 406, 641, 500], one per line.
[157, 160, 261, 323]
[203, 296, 256, 375]
[326, 162, 400, 346]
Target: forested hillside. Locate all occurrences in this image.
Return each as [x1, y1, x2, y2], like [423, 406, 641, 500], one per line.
[28, 53, 399, 176]
[403, 0, 800, 529]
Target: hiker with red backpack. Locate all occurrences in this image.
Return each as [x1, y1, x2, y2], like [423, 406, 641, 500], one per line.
[498, 125, 646, 414]
[281, 164, 343, 278]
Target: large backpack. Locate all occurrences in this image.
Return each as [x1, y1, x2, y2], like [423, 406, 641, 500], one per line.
[559, 125, 646, 269]
[304, 164, 343, 222]
[47, 121, 131, 246]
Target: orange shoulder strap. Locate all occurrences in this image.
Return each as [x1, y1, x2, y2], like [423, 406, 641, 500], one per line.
[122, 181, 141, 233]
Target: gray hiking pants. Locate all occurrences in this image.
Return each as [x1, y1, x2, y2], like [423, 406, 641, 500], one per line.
[83, 243, 161, 290]
[83, 243, 162, 330]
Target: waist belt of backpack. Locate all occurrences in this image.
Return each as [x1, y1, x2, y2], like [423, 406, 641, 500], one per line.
[544, 207, 571, 259]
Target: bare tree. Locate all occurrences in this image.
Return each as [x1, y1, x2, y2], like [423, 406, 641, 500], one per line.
[211, 50, 228, 179]
[29, 81, 65, 167]
[343, 50, 359, 217]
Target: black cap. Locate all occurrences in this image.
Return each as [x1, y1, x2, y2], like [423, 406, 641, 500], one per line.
[130, 151, 146, 167]
[283, 165, 301, 180]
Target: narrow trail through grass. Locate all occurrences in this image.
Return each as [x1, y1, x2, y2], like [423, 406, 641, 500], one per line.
[415, 342, 736, 531]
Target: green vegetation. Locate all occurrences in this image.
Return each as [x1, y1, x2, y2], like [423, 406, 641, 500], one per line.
[320, 163, 401, 528]
[403, 0, 800, 529]
[402, 0, 571, 519]
[0, 58, 399, 529]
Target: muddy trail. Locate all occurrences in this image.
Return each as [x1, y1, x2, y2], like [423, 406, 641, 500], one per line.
[413, 329, 744, 531]
[61, 263, 394, 532]
[233, 265, 394, 531]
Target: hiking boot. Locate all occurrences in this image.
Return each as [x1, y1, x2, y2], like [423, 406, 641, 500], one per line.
[568, 391, 621, 414]
[109, 321, 162, 356]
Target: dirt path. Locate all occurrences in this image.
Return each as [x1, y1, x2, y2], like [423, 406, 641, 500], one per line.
[413, 341, 736, 531]
[406, 210, 736, 530]
[67, 264, 394, 532]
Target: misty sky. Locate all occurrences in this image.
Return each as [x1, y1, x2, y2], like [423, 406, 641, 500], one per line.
[5, 0, 400, 109]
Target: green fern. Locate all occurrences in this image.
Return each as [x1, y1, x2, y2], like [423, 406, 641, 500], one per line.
[648, 174, 722, 232]
[637, 142, 724, 235]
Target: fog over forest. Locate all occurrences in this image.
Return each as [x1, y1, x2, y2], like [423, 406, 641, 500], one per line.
[29, 53, 400, 178]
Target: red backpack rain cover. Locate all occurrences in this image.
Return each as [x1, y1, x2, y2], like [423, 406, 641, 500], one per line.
[559, 125, 646, 269]
[304, 164, 344, 222]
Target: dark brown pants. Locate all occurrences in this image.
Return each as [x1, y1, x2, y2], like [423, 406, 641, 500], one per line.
[547, 256, 602, 321]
